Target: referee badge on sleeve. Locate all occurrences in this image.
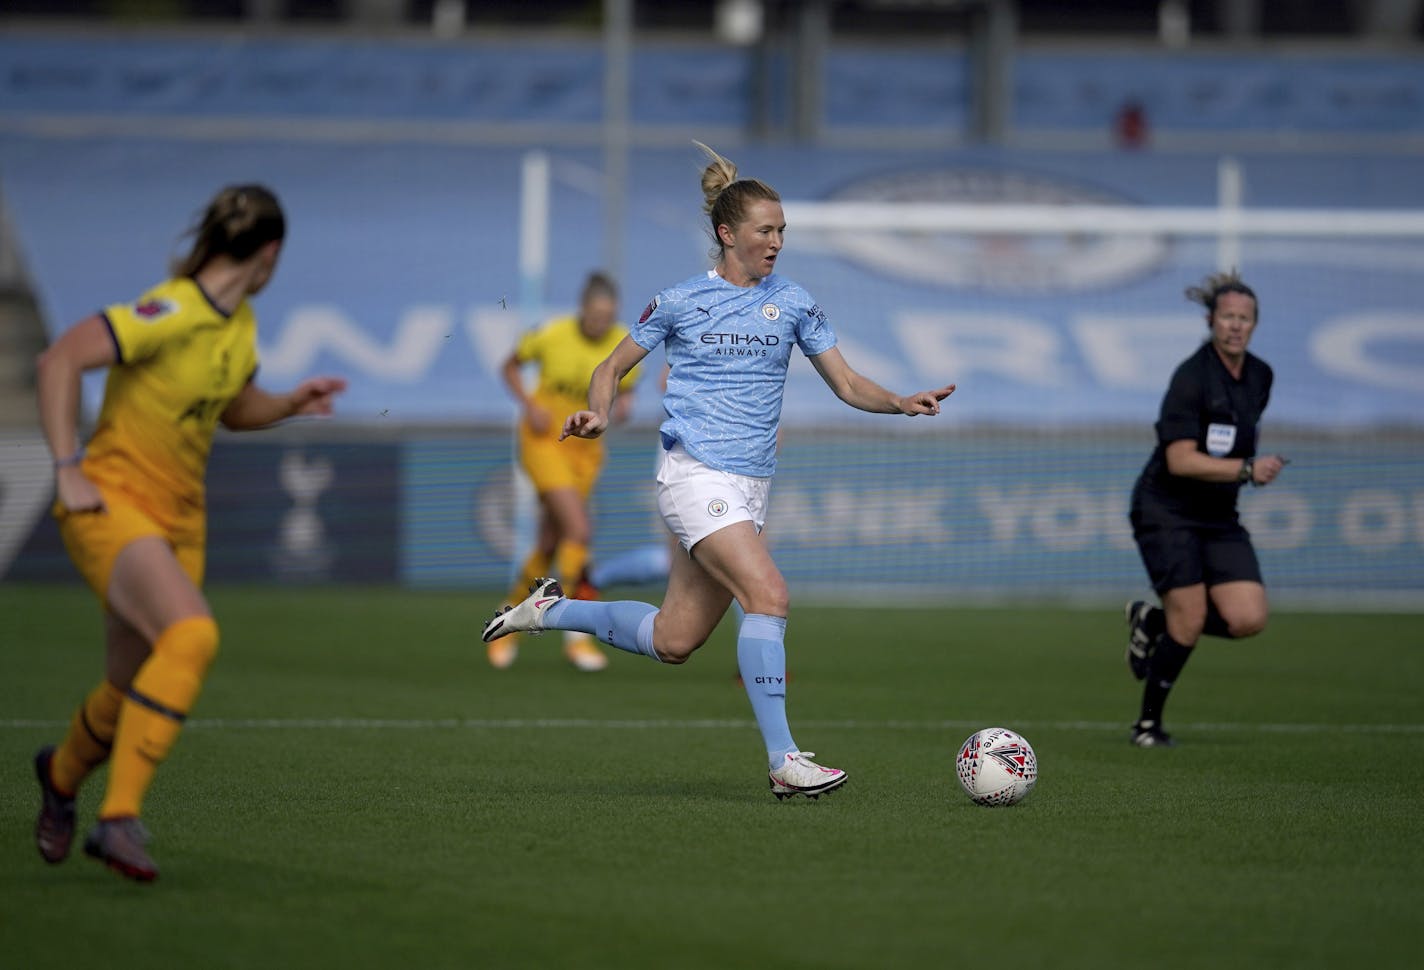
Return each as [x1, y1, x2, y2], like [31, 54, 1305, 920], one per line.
[1206, 423, 1237, 457]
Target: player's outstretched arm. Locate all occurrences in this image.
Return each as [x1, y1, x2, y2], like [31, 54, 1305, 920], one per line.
[561, 335, 649, 440]
[809, 346, 955, 416]
[221, 376, 347, 430]
[562, 409, 607, 440]
[896, 385, 957, 415]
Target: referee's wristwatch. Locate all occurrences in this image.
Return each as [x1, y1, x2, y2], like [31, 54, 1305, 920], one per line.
[1237, 457, 1255, 485]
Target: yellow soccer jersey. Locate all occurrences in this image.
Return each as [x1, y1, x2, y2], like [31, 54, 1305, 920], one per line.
[84, 277, 259, 523]
[516, 315, 640, 438]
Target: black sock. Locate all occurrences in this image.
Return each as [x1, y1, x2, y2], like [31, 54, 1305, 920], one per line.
[1138, 633, 1193, 726]
[1203, 604, 1233, 639]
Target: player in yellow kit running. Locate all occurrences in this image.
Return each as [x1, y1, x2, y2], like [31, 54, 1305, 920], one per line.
[32, 184, 345, 882]
[492, 271, 641, 671]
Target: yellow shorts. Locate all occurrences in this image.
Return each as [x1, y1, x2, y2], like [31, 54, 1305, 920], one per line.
[519, 429, 604, 498]
[55, 486, 205, 605]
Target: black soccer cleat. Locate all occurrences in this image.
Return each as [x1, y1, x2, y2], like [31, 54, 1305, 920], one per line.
[1130, 720, 1175, 748]
[1124, 600, 1163, 681]
[34, 746, 77, 864]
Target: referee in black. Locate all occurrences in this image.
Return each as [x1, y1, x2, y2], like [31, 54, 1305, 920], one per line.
[1123, 271, 1288, 747]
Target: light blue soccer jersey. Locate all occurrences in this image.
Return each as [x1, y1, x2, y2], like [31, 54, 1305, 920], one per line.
[630, 269, 837, 477]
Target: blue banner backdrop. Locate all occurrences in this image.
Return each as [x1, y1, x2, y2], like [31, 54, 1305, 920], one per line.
[5, 429, 1418, 602]
[402, 429, 1424, 603]
[3, 439, 402, 584]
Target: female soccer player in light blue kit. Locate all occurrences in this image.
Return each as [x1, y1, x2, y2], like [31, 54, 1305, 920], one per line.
[483, 143, 955, 799]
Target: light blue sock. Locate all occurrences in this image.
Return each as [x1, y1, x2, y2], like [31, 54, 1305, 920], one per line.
[544, 599, 660, 661]
[737, 613, 796, 769]
[588, 543, 671, 589]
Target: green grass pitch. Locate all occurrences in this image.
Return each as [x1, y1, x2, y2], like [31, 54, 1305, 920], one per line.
[2, 583, 1421, 969]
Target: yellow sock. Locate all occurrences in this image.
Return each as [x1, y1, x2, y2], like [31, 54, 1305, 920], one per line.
[558, 539, 597, 656]
[99, 616, 219, 820]
[50, 680, 124, 796]
[507, 549, 551, 604]
[556, 542, 590, 598]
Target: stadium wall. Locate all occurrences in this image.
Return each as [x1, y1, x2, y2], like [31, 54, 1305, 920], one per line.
[4, 32, 1424, 136]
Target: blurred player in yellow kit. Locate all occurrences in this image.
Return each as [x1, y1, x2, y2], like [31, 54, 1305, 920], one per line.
[32, 184, 345, 882]
[493, 271, 641, 671]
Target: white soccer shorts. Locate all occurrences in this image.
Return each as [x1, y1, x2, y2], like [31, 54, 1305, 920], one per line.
[655, 442, 770, 552]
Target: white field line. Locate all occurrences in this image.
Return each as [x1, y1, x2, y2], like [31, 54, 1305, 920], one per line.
[2, 717, 1421, 735]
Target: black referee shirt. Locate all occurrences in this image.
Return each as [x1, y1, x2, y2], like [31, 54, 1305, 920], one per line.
[1132, 341, 1274, 525]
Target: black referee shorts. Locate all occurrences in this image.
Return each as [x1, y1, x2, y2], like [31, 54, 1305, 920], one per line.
[1130, 514, 1263, 595]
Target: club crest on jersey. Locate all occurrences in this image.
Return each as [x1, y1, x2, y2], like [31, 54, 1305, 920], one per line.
[133, 298, 177, 321]
[638, 296, 659, 325]
[760, 303, 780, 321]
[707, 499, 729, 517]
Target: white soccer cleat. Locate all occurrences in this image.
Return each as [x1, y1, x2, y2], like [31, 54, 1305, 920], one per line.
[768, 751, 847, 800]
[482, 578, 564, 643]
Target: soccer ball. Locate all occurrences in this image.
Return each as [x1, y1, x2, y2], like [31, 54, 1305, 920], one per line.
[955, 727, 1037, 806]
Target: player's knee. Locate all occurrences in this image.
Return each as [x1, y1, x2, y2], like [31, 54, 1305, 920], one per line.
[1165, 607, 1206, 644]
[655, 634, 706, 664]
[1229, 610, 1268, 639]
[157, 615, 220, 677]
[652, 614, 718, 663]
[742, 583, 790, 617]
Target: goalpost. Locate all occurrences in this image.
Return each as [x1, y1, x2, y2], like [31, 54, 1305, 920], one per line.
[521, 154, 1424, 313]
